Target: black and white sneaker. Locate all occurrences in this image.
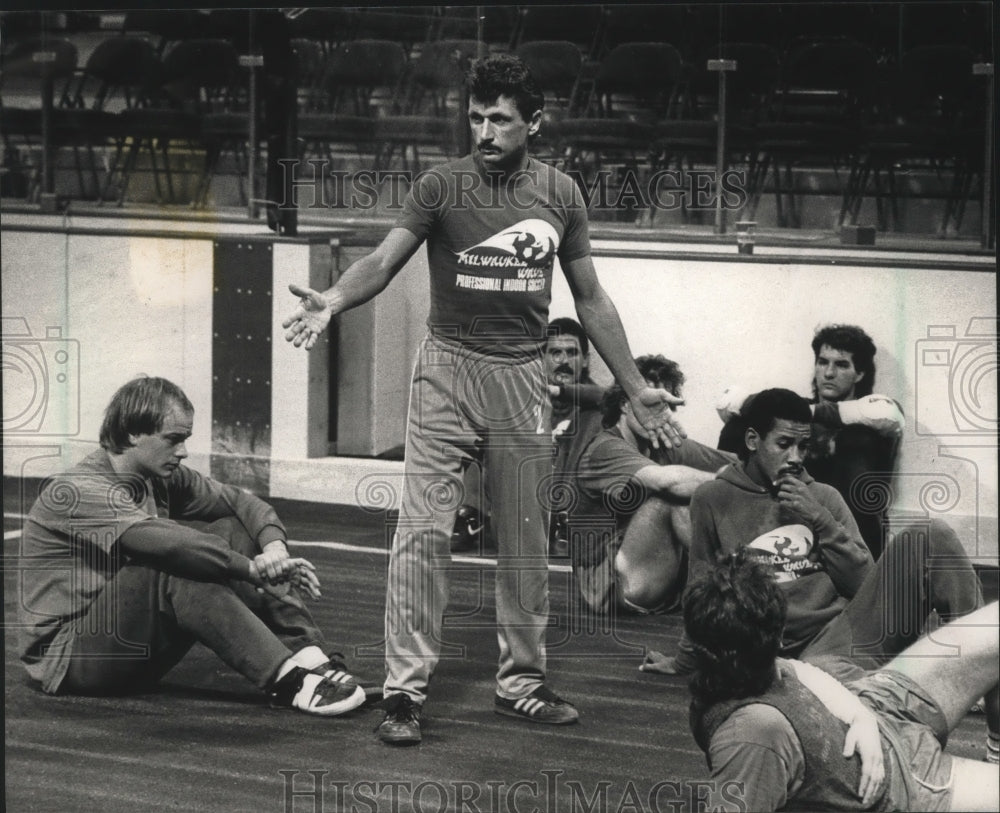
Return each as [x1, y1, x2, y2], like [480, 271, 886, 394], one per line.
[494, 685, 579, 725]
[375, 693, 423, 745]
[316, 652, 382, 703]
[268, 665, 365, 716]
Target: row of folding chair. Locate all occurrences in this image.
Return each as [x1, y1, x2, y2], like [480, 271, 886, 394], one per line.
[290, 33, 989, 234]
[1, 31, 990, 231]
[286, 4, 993, 65]
[5, 4, 991, 61]
[1, 35, 254, 206]
[544, 40, 989, 232]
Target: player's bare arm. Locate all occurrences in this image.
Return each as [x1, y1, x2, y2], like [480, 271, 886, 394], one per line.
[633, 464, 717, 500]
[283, 228, 422, 350]
[561, 255, 685, 448]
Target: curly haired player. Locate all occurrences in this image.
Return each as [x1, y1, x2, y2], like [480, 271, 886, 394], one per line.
[684, 549, 999, 812]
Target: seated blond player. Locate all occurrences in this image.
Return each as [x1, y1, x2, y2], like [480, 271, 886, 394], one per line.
[18, 376, 367, 715]
[571, 356, 735, 614]
[684, 548, 999, 812]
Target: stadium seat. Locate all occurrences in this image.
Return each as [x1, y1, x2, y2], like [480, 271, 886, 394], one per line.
[599, 6, 693, 57]
[104, 38, 242, 206]
[652, 42, 780, 223]
[513, 40, 585, 162]
[297, 39, 409, 179]
[745, 40, 879, 228]
[512, 5, 606, 59]
[373, 39, 483, 172]
[555, 42, 684, 217]
[0, 37, 78, 200]
[843, 45, 985, 233]
[60, 36, 161, 200]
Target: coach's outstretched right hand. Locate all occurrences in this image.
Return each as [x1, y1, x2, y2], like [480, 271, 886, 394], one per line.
[283, 284, 333, 350]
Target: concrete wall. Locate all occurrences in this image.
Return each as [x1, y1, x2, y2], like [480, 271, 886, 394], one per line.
[3, 219, 996, 559]
[550, 247, 997, 558]
[3, 230, 215, 483]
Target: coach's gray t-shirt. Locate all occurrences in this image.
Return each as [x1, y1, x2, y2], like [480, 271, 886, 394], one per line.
[397, 155, 591, 355]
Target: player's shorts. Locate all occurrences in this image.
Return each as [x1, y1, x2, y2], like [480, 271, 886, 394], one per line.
[849, 669, 954, 811]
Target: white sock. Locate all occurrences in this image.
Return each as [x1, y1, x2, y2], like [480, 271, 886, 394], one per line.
[290, 645, 328, 671]
[274, 657, 297, 683]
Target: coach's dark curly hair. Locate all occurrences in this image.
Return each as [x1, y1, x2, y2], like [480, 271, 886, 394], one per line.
[466, 54, 544, 123]
[811, 324, 876, 399]
[600, 354, 685, 428]
[99, 376, 193, 453]
[683, 548, 786, 707]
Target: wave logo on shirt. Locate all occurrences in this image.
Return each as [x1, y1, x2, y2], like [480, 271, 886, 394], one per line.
[457, 219, 558, 272]
[746, 524, 823, 582]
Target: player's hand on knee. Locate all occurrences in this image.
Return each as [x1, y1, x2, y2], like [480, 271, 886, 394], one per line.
[254, 542, 292, 584]
[250, 557, 321, 603]
[632, 388, 686, 449]
[287, 557, 321, 600]
[283, 284, 332, 350]
[843, 710, 884, 806]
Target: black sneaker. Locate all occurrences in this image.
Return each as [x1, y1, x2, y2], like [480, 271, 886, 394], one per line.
[267, 665, 366, 716]
[495, 685, 579, 725]
[375, 693, 422, 745]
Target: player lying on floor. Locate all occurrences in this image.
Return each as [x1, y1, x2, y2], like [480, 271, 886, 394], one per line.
[18, 376, 371, 716]
[684, 548, 999, 812]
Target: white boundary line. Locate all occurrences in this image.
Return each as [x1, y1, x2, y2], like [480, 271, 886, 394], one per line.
[2, 528, 574, 573]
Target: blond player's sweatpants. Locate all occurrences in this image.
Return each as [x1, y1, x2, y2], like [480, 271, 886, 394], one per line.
[384, 334, 554, 703]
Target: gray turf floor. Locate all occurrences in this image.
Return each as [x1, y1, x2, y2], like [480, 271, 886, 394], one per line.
[3, 491, 990, 813]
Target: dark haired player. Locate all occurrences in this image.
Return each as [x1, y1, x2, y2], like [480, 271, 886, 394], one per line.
[545, 316, 606, 555]
[283, 54, 684, 744]
[684, 549, 999, 811]
[648, 388, 999, 763]
[572, 355, 734, 615]
[717, 324, 903, 557]
[19, 376, 366, 716]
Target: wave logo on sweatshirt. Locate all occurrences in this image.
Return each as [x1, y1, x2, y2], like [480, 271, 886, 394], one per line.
[747, 524, 824, 582]
[456, 219, 558, 272]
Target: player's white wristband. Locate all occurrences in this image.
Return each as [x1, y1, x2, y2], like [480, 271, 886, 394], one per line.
[715, 384, 750, 423]
[836, 395, 904, 434]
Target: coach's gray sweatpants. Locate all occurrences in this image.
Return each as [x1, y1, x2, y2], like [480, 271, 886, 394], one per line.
[384, 334, 553, 704]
